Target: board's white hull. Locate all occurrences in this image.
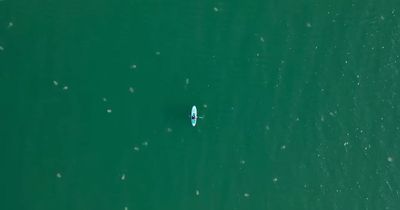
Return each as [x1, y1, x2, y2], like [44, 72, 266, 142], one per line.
[191, 106, 197, 126]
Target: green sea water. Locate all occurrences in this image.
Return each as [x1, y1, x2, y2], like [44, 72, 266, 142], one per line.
[1, 0, 400, 209]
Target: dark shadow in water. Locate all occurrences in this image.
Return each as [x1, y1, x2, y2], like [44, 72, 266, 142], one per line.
[163, 102, 192, 126]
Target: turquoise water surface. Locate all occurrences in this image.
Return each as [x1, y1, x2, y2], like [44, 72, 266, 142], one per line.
[1, 0, 399, 209]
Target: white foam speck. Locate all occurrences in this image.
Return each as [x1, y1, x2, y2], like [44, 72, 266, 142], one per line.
[167, 128, 173, 133]
[63, 86, 68, 90]
[121, 174, 126, 180]
[240, 160, 246, 165]
[130, 64, 137, 69]
[281, 145, 286, 150]
[203, 104, 208, 108]
[185, 78, 190, 85]
[56, 172, 62, 178]
[124, 206, 128, 210]
[195, 190, 200, 196]
[107, 109, 112, 113]
[142, 141, 148, 147]
[0, 46, 4, 51]
[8, 22, 13, 28]
[265, 125, 270, 131]
[243, 193, 250, 197]
[102, 97, 107, 102]
[155, 51, 160, 55]
[213, 7, 219, 12]
[53, 80, 58, 86]
[128, 87, 134, 93]
[388, 157, 393, 162]
[344, 142, 349, 146]
[273, 177, 278, 182]
[260, 36, 265, 42]
[306, 22, 312, 27]
[133, 146, 140, 151]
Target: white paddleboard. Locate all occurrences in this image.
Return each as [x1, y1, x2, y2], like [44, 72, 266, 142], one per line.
[191, 106, 197, 126]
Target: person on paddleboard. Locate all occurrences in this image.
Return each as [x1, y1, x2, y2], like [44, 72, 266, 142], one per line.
[191, 115, 196, 120]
